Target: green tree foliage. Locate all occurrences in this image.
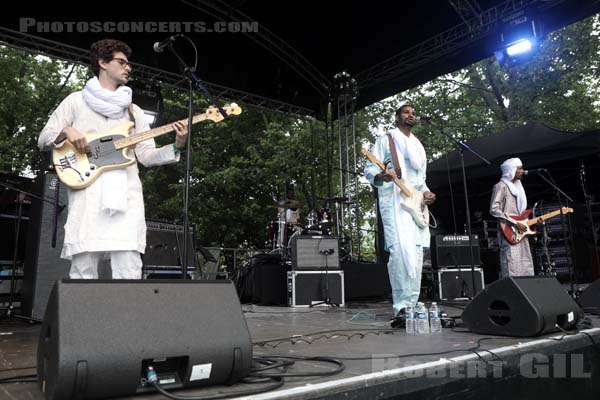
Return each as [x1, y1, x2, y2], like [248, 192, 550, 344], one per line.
[0, 46, 86, 174]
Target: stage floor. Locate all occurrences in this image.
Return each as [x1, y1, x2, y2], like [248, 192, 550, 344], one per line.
[2, 298, 600, 400]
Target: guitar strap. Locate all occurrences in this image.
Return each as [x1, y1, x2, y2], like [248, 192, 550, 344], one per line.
[386, 133, 402, 179]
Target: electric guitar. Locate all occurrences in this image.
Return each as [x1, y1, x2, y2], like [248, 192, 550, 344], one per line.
[500, 207, 573, 245]
[361, 148, 430, 228]
[53, 104, 242, 190]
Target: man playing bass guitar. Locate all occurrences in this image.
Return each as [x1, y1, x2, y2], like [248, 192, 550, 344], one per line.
[38, 39, 188, 280]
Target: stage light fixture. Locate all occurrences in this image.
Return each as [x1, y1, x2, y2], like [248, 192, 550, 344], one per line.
[505, 38, 534, 57]
[495, 7, 543, 66]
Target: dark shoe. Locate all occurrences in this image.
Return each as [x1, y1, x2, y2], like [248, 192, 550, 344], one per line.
[390, 308, 406, 329]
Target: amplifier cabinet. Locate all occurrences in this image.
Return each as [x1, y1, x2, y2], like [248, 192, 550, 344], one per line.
[430, 234, 481, 269]
[290, 236, 340, 270]
[287, 270, 344, 307]
[434, 267, 484, 300]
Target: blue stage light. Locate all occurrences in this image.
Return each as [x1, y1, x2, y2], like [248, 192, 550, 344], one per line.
[505, 38, 534, 57]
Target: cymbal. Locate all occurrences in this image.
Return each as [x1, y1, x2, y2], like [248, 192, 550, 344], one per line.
[273, 199, 302, 208]
[321, 196, 349, 203]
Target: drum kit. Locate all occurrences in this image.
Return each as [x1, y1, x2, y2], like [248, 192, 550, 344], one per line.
[265, 198, 336, 256]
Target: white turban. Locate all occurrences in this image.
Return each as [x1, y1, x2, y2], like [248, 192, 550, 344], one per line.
[500, 157, 527, 213]
[501, 157, 522, 180]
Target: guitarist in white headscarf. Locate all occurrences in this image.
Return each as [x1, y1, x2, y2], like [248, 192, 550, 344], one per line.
[38, 39, 188, 279]
[490, 158, 534, 277]
[365, 105, 436, 327]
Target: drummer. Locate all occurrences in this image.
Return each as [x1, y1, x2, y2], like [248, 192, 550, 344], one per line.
[284, 185, 302, 229]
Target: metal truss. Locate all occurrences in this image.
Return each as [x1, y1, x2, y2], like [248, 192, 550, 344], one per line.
[448, 0, 483, 30]
[356, 0, 556, 89]
[0, 27, 314, 117]
[182, 0, 330, 97]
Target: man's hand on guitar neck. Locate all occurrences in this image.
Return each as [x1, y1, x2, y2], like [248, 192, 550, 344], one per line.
[375, 172, 396, 183]
[56, 127, 88, 153]
[172, 120, 189, 149]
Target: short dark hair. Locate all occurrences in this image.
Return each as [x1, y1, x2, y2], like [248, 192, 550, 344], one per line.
[396, 104, 415, 116]
[89, 39, 132, 77]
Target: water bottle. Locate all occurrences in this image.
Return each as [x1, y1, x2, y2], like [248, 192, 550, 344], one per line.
[405, 306, 415, 335]
[416, 302, 429, 334]
[429, 302, 442, 333]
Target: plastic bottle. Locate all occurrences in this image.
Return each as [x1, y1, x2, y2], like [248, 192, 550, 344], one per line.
[405, 306, 415, 335]
[429, 302, 441, 333]
[416, 302, 429, 334]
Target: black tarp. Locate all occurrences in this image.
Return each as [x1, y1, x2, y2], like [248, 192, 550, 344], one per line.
[428, 122, 600, 188]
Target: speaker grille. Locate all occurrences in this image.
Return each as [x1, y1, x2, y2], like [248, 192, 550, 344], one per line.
[291, 236, 340, 270]
[22, 172, 70, 320]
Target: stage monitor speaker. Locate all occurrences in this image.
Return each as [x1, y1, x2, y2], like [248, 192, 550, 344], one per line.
[290, 236, 340, 270]
[22, 171, 70, 320]
[577, 278, 600, 309]
[462, 276, 584, 337]
[430, 234, 481, 269]
[37, 279, 252, 400]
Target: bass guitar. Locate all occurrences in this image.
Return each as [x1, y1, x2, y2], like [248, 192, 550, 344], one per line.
[500, 207, 573, 245]
[53, 104, 241, 189]
[361, 148, 429, 228]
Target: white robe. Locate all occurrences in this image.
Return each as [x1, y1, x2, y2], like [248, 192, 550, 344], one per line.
[38, 91, 180, 259]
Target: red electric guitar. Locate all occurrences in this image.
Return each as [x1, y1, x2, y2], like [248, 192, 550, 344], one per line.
[500, 207, 573, 245]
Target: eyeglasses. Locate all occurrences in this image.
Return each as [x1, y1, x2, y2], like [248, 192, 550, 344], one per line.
[110, 57, 132, 69]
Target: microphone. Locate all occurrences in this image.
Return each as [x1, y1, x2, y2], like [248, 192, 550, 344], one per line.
[153, 35, 180, 53]
[416, 116, 433, 124]
[319, 248, 335, 256]
[523, 168, 546, 175]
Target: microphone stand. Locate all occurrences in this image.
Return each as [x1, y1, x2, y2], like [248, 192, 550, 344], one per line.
[309, 248, 338, 308]
[532, 170, 577, 296]
[163, 38, 228, 278]
[580, 161, 600, 279]
[429, 122, 490, 299]
[533, 199, 554, 276]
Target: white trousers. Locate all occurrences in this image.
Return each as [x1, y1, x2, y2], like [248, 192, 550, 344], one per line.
[69, 251, 143, 279]
[387, 244, 424, 316]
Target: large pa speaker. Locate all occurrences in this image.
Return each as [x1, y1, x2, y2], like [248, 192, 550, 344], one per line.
[430, 234, 480, 269]
[37, 279, 252, 400]
[462, 276, 584, 337]
[578, 278, 600, 309]
[22, 171, 70, 320]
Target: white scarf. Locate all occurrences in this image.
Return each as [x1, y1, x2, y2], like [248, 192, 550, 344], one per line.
[389, 128, 427, 172]
[82, 77, 132, 215]
[386, 128, 426, 279]
[500, 158, 527, 213]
